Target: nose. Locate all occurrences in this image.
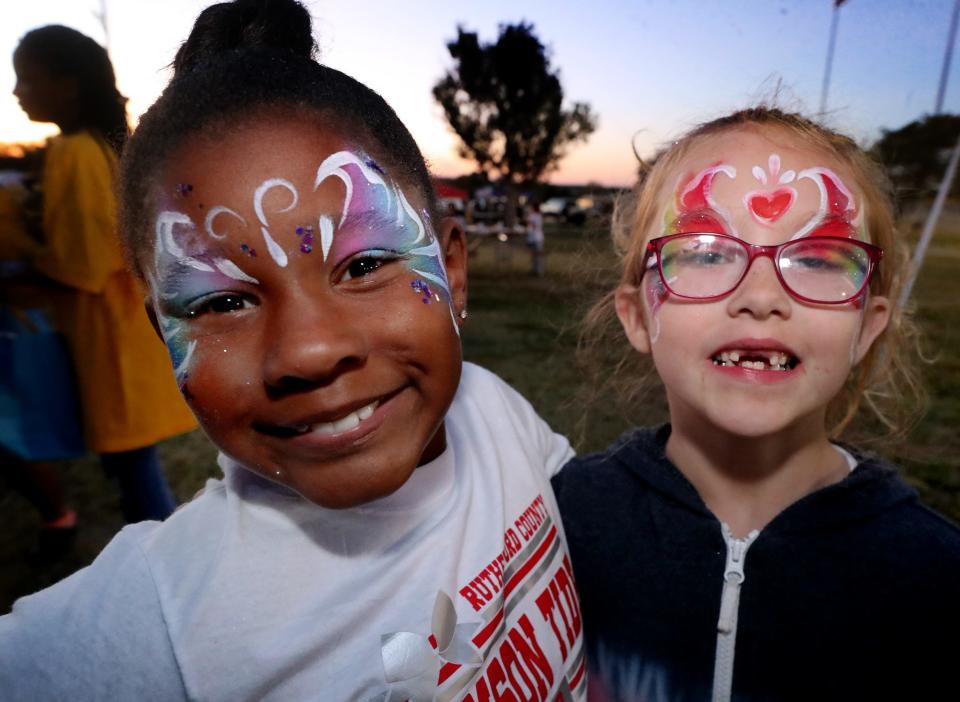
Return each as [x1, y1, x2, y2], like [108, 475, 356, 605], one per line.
[262, 294, 369, 394]
[725, 256, 792, 320]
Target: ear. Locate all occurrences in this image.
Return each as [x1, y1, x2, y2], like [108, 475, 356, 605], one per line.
[615, 284, 652, 354]
[852, 294, 891, 364]
[144, 298, 164, 342]
[438, 216, 468, 318]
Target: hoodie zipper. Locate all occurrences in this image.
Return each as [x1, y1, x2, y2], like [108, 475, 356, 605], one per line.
[711, 523, 760, 702]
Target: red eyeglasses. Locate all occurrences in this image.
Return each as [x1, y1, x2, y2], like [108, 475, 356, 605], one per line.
[640, 233, 883, 304]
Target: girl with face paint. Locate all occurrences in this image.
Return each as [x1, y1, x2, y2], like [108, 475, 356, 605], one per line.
[5, 26, 196, 537]
[552, 108, 960, 702]
[0, 3, 585, 701]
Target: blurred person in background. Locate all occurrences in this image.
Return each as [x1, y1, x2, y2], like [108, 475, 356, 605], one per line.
[4, 25, 196, 547]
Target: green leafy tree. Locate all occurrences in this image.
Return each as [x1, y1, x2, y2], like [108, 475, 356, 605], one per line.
[433, 22, 596, 225]
[873, 114, 960, 201]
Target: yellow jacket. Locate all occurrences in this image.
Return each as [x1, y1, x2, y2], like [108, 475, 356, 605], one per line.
[33, 132, 196, 453]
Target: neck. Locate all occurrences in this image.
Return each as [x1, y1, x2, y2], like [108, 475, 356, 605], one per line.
[53, 107, 82, 136]
[666, 412, 848, 537]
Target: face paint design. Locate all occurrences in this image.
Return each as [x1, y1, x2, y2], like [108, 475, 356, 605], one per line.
[313, 151, 450, 301]
[744, 154, 797, 225]
[295, 225, 315, 254]
[664, 157, 865, 245]
[663, 163, 738, 236]
[646, 151, 871, 334]
[411, 279, 441, 304]
[148, 149, 455, 383]
[791, 167, 863, 241]
[643, 271, 668, 345]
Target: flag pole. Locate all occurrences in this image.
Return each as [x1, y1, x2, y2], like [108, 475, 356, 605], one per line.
[819, 1, 844, 114]
[901, 0, 960, 306]
[936, 0, 960, 113]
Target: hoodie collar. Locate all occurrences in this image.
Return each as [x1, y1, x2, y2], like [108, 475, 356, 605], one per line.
[607, 425, 918, 533]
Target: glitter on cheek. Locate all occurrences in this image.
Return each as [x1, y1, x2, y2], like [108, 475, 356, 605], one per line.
[410, 278, 440, 304]
[175, 183, 194, 198]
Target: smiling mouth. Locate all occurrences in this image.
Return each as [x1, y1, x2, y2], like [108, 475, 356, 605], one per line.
[711, 349, 799, 371]
[256, 399, 381, 439]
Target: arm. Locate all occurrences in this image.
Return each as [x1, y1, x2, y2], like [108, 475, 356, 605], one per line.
[0, 524, 188, 701]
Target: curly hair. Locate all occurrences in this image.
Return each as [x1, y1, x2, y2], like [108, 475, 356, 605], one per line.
[119, 0, 436, 278]
[580, 107, 925, 443]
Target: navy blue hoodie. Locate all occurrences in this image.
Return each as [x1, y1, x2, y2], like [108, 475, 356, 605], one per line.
[552, 425, 960, 702]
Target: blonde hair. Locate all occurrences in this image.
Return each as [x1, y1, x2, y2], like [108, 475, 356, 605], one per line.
[580, 107, 925, 443]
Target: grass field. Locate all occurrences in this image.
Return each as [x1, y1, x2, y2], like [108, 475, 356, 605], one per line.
[2, 220, 959, 613]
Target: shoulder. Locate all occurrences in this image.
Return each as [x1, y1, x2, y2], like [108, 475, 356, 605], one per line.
[851, 453, 960, 565]
[454, 362, 540, 421]
[0, 519, 190, 699]
[554, 426, 659, 486]
[136, 478, 232, 580]
[44, 131, 115, 190]
[47, 131, 112, 165]
[451, 362, 573, 476]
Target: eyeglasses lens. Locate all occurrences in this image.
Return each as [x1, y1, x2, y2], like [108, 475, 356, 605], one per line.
[659, 235, 746, 298]
[659, 235, 869, 302]
[779, 238, 869, 302]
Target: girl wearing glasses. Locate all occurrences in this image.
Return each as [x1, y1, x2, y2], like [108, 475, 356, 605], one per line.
[552, 108, 960, 702]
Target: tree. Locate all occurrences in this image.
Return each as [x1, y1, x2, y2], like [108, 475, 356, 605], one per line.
[433, 23, 596, 225]
[873, 114, 960, 201]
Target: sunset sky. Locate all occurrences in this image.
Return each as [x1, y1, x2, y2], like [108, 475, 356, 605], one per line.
[2, 0, 959, 187]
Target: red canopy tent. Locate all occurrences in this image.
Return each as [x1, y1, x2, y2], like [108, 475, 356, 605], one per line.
[433, 180, 468, 200]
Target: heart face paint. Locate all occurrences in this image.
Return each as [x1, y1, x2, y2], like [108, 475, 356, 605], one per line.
[744, 153, 797, 225]
[661, 152, 864, 244]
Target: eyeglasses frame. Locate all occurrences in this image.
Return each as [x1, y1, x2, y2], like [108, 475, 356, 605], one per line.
[640, 232, 884, 305]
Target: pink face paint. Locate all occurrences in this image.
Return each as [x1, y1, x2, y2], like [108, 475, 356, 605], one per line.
[666, 163, 737, 236]
[792, 167, 862, 241]
[316, 152, 451, 302]
[643, 258, 669, 345]
[678, 163, 737, 211]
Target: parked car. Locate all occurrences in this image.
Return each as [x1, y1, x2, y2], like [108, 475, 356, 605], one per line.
[540, 197, 588, 225]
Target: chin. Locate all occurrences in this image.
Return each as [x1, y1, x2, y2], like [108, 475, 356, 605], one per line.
[704, 407, 795, 440]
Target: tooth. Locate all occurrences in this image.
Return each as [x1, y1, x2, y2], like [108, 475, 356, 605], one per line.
[729, 351, 740, 363]
[314, 422, 337, 436]
[358, 401, 377, 420]
[721, 351, 731, 362]
[333, 412, 360, 432]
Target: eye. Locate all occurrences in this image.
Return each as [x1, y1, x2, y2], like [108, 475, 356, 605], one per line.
[340, 251, 401, 282]
[186, 293, 255, 317]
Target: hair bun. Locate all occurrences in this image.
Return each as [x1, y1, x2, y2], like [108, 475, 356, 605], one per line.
[174, 0, 315, 74]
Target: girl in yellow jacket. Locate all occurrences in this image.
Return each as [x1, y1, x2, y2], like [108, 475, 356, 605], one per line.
[10, 25, 196, 526]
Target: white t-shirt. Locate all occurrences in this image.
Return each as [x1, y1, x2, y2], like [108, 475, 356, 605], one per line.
[0, 363, 584, 702]
[527, 212, 545, 247]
